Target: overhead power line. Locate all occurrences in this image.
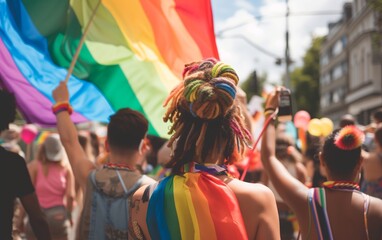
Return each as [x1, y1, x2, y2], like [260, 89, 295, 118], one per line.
[215, 10, 342, 36]
[217, 34, 282, 59]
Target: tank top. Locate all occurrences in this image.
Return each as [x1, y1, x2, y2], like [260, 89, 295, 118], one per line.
[307, 188, 370, 240]
[35, 161, 68, 208]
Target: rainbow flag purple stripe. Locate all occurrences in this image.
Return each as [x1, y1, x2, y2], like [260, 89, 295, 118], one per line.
[0, 0, 219, 137]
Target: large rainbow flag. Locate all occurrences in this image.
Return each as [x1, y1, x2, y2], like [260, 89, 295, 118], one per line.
[0, 0, 219, 137]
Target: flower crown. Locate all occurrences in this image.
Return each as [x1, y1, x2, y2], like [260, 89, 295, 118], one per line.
[334, 125, 365, 150]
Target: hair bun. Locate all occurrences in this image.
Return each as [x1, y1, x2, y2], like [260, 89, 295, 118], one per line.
[334, 125, 365, 150]
[183, 59, 239, 120]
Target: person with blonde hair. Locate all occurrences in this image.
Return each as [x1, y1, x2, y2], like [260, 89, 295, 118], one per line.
[26, 133, 75, 240]
[131, 58, 279, 240]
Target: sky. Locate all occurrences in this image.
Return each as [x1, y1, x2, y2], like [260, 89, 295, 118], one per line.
[211, 0, 349, 84]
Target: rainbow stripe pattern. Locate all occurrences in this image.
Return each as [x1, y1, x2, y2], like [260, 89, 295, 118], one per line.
[146, 167, 247, 239]
[0, 0, 218, 137]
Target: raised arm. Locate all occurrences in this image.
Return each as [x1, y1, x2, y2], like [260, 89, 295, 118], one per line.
[260, 89, 308, 211]
[65, 165, 75, 226]
[52, 81, 95, 190]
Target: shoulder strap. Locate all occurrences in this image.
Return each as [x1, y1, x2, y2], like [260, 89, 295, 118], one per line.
[116, 170, 128, 194]
[308, 188, 333, 240]
[122, 174, 146, 197]
[361, 193, 370, 240]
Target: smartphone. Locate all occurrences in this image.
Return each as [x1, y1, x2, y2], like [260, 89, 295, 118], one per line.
[278, 89, 292, 122]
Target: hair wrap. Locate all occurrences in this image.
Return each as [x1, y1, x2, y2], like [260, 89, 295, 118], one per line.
[163, 58, 252, 169]
[334, 125, 365, 150]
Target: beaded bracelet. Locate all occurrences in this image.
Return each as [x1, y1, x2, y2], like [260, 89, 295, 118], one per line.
[52, 101, 73, 115]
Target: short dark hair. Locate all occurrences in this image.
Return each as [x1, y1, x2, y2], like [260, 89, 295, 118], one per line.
[375, 127, 382, 147]
[107, 108, 148, 152]
[339, 114, 355, 128]
[275, 134, 294, 160]
[0, 89, 16, 132]
[373, 109, 382, 123]
[322, 128, 361, 178]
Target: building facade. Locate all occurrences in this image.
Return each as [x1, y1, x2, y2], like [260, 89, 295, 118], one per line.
[320, 0, 382, 126]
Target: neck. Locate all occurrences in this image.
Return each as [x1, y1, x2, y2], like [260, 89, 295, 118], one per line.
[196, 152, 226, 165]
[326, 168, 360, 182]
[108, 151, 141, 166]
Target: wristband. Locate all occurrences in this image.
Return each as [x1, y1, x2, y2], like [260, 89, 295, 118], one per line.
[52, 101, 73, 115]
[264, 107, 276, 112]
[264, 109, 275, 116]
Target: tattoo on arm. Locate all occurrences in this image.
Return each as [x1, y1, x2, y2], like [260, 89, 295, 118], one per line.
[131, 199, 140, 213]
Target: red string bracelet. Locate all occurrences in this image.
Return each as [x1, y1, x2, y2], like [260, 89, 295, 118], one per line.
[240, 110, 278, 180]
[52, 101, 73, 115]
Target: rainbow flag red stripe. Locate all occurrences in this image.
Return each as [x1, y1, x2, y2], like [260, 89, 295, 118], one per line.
[0, 0, 218, 137]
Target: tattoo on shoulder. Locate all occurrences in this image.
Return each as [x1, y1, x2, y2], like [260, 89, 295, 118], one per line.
[131, 199, 140, 212]
[142, 185, 150, 203]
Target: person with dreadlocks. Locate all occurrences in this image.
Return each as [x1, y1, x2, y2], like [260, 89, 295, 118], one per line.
[130, 58, 279, 240]
[261, 88, 382, 240]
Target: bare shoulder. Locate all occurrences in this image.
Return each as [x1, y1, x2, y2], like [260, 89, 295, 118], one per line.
[133, 185, 149, 202]
[226, 178, 275, 207]
[369, 196, 382, 218]
[132, 183, 153, 212]
[366, 153, 377, 161]
[367, 196, 382, 238]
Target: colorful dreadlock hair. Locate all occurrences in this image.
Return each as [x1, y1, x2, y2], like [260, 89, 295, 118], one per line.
[163, 58, 252, 173]
[322, 126, 364, 178]
[334, 125, 365, 150]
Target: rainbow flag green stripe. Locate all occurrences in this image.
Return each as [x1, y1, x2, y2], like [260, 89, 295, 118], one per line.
[147, 172, 247, 239]
[0, 0, 218, 137]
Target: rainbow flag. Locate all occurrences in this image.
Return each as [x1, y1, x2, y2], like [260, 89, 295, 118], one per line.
[0, 0, 218, 137]
[147, 172, 247, 239]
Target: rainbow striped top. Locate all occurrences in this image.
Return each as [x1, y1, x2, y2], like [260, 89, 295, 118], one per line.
[146, 163, 247, 240]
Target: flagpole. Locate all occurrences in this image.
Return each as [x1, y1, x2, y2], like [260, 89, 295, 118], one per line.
[64, 0, 102, 83]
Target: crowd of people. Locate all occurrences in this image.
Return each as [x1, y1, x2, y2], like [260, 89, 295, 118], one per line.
[1, 58, 382, 240]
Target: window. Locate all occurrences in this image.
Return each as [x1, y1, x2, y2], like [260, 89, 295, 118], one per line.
[341, 35, 347, 48]
[332, 64, 343, 80]
[321, 54, 329, 66]
[321, 73, 330, 85]
[332, 40, 343, 56]
[332, 88, 345, 103]
[321, 93, 331, 108]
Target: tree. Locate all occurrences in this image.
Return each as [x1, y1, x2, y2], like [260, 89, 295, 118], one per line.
[290, 36, 323, 118]
[240, 71, 267, 102]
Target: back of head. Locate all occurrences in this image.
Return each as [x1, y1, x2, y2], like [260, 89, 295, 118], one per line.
[375, 126, 382, 147]
[373, 109, 382, 124]
[322, 125, 364, 179]
[0, 89, 16, 132]
[107, 108, 148, 152]
[275, 134, 294, 160]
[43, 133, 64, 162]
[163, 58, 252, 172]
[339, 114, 355, 128]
